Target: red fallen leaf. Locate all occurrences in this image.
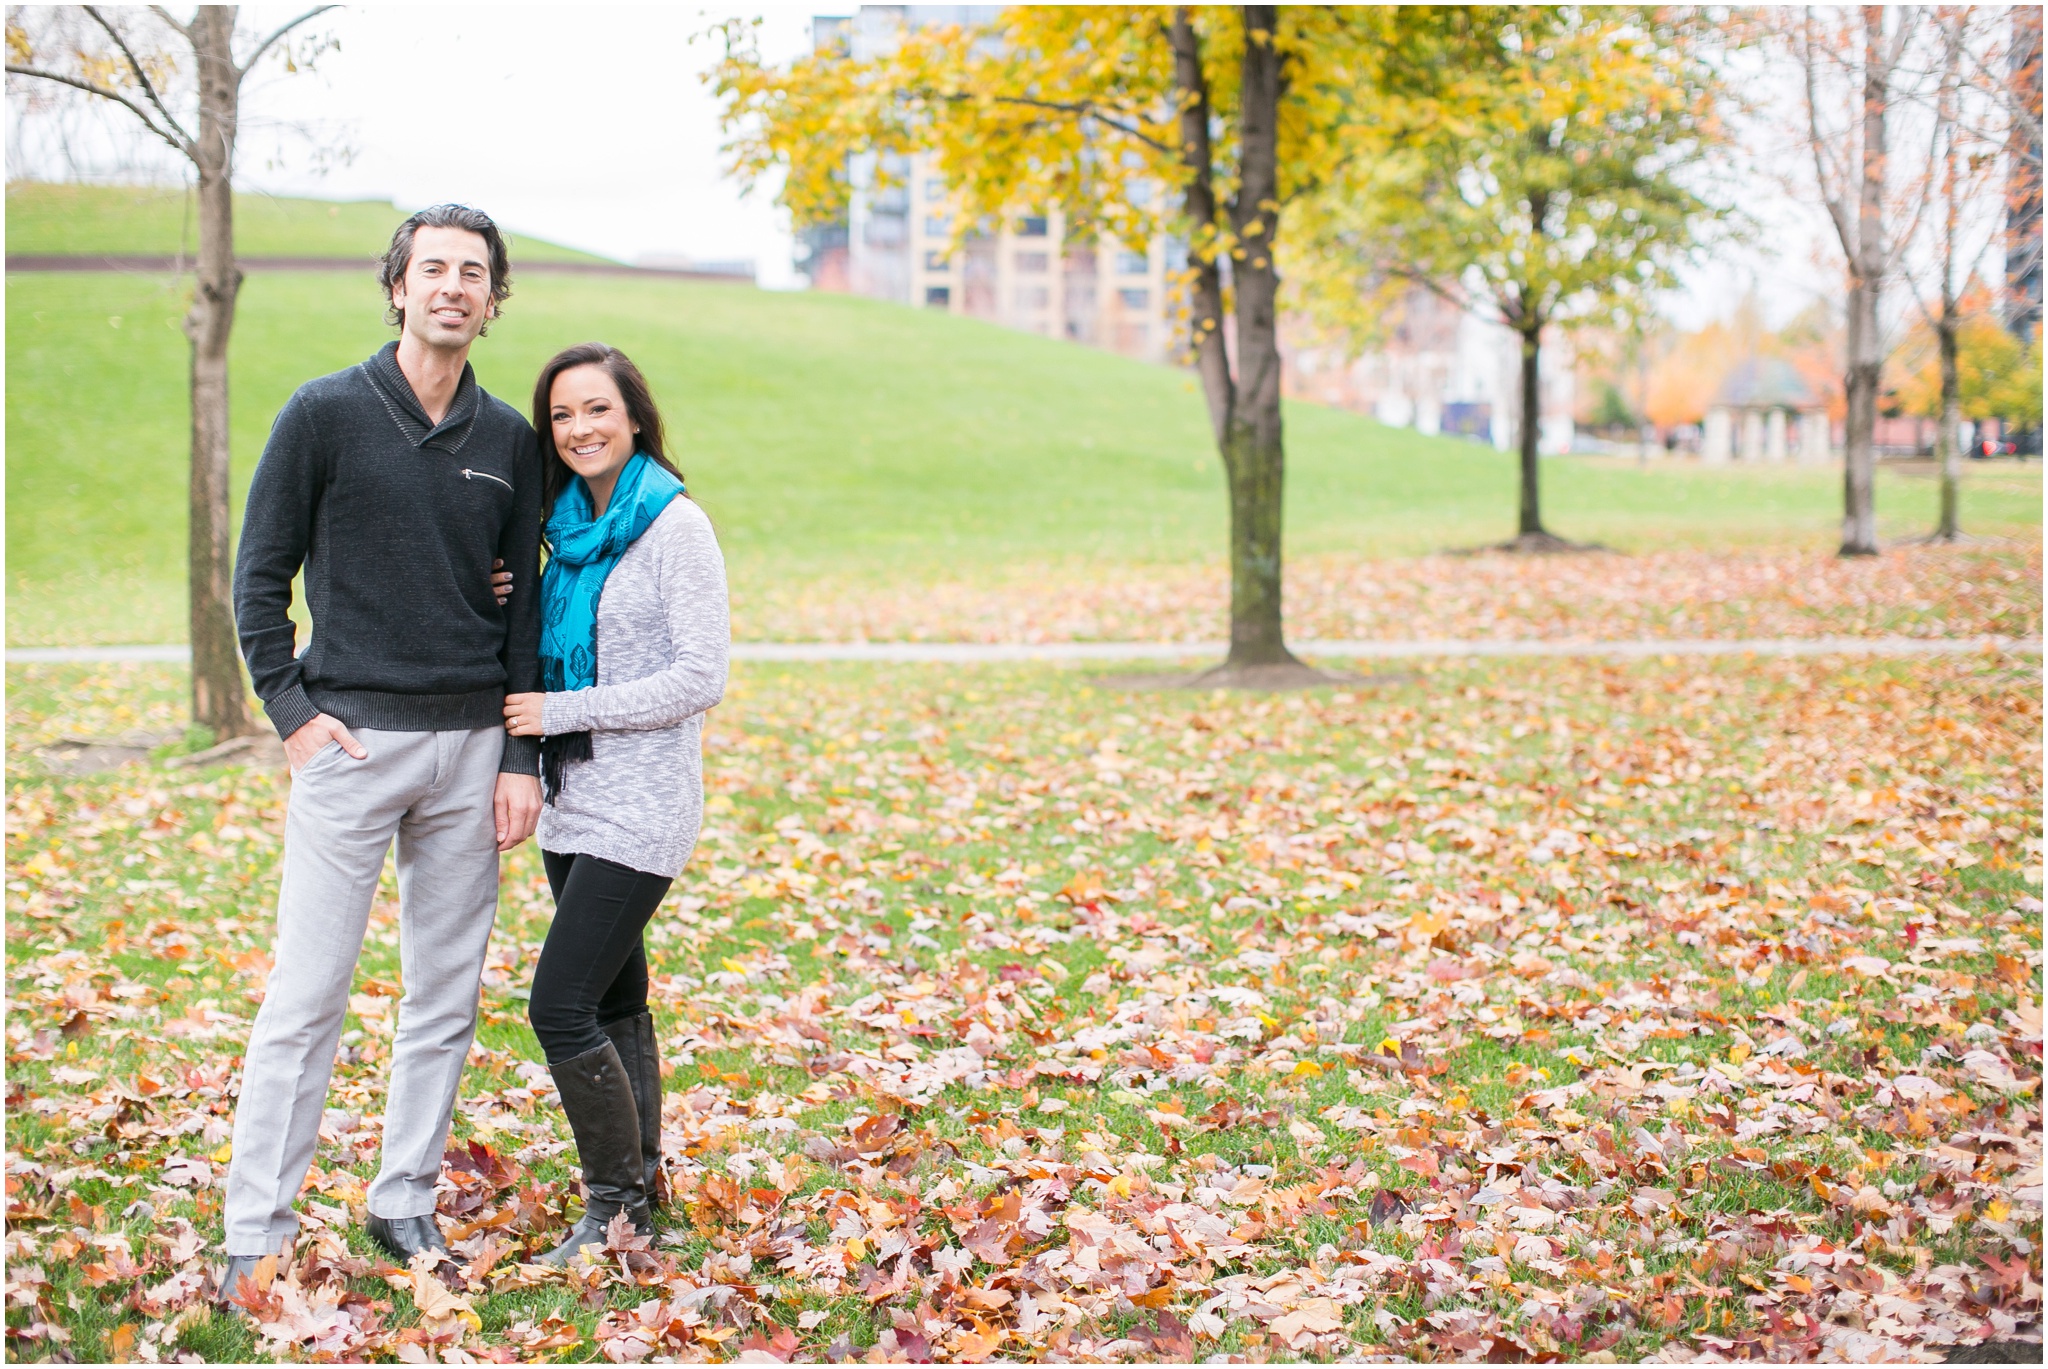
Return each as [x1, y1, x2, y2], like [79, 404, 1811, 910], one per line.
[996, 963, 1033, 982]
[511, 1317, 580, 1352]
[602, 1209, 653, 1255]
[82, 1249, 150, 1288]
[1128, 1310, 1195, 1357]
[1644, 1294, 1685, 1329]
[1399, 1151, 1440, 1180]
[851, 1112, 904, 1154]
[1426, 957, 1471, 983]
[445, 1138, 522, 1191]
[737, 1324, 802, 1362]
[1980, 1253, 2030, 1292]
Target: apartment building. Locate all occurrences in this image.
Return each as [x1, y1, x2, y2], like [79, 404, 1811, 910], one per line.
[806, 8, 1178, 363]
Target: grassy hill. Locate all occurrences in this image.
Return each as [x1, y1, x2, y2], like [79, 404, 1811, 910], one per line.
[4, 182, 612, 262]
[6, 191, 2040, 645]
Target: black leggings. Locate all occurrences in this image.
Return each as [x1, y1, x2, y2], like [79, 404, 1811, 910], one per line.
[529, 850, 672, 1065]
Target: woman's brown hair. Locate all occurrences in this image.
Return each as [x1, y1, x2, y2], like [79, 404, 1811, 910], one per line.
[530, 342, 686, 517]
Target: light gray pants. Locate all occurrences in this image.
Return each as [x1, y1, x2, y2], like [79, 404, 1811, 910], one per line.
[223, 726, 503, 1256]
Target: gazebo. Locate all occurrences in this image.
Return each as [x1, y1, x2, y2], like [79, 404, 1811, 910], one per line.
[1700, 358, 1830, 466]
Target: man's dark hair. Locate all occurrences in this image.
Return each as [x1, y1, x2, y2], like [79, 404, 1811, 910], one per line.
[377, 204, 512, 335]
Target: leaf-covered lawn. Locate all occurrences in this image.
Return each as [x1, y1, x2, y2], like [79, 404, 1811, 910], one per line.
[730, 544, 2041, 646]
[5, 653, 2041, 1363]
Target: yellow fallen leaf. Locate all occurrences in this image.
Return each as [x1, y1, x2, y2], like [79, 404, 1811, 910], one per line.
[1729, 1042, 1752, 1065]
[1984, 1198, 2011, 1223]
[210, 1142, 232, 1163]
[721, 958, 749, 976]
[845, 1236, 867, 1261]
[1271, 1298, 1345, 1346]
[1291, 1060, 1324, 1077]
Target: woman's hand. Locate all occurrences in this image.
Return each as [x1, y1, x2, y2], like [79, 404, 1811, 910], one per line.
[503, 693, 546, 736]
[491, 558, 514, 605]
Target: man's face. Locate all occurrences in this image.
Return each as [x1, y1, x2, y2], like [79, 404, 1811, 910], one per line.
[391, 225, 495, 351]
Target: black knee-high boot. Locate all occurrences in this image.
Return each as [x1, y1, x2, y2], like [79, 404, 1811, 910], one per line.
[601, 1011, 663, 1200]
[540, 1040, 651, 1265]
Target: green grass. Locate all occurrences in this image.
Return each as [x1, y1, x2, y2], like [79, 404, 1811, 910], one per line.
[6, 226, 2041, 644]
[5, 651, 2040, 1360]
[4, 181, 611, 262]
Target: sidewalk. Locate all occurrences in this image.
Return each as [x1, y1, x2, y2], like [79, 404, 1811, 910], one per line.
[6, 635, 2039, 666]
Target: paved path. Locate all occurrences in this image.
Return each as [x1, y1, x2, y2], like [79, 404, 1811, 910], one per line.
[7, 635, 2039, 666]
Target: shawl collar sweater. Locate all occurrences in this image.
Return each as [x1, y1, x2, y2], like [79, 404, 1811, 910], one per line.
[234, 342, 543, 773]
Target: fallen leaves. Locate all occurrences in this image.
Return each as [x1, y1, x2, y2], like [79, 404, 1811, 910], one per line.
[5, 644, 2042, 1362]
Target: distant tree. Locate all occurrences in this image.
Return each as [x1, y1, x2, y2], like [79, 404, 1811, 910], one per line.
[1898, 311, 2035, 429]
[1778, 6, 1934, 557]
[1898, 7, 2016, 540]
[1988, 333, 2043, 431]
[1289, 7, 1723, 550]
[708, 5, 1502, 681]
[7, 5, 334, 738]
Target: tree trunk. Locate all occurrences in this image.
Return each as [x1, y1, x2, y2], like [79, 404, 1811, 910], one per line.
[1222, 5, 1296, 668]
[1841, 278, 1881, 555]
[1517, 325, 1546, 537]
[1935, 303, 1961, 540]
[185, 7, 254, 738]
[1839, 6, 1888, 558]
[1170, 12, 1232, 448]
[1932, 10, 1963, 544]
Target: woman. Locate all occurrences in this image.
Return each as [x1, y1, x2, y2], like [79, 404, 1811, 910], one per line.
[502, 342, 729, 1265]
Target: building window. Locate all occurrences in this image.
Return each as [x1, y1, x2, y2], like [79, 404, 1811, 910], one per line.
[1118, 287, 1151, 309]
[923, 213, 951, 236]
[923, 250, 951, 271]
[925, 286, 952, 308]
[1115, 249, 1150, 275]
[1014, 251, 1049, 273]
[924, 178, 947, 201]
[1016, 284, 1050, 309]
[1015, 215, 1049, 237]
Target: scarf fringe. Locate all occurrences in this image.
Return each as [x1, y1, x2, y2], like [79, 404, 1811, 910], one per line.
[540, 731, 593, 805]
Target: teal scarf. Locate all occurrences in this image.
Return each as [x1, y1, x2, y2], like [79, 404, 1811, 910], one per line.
[538, 452, 684, 799]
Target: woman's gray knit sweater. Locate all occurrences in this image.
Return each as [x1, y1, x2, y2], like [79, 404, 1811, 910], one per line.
[537, 497, 729, 878]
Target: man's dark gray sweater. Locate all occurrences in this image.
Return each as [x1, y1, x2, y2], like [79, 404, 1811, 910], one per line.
[234, 341, 543, 774]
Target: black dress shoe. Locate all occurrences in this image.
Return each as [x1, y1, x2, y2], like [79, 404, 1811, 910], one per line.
[365, 1212, 449, 1262]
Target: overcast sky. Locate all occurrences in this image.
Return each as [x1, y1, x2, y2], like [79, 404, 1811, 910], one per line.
[6, 4, 1870, 324]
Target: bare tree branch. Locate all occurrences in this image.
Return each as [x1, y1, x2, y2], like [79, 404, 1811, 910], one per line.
[146, 5, 193, 42]
[1802, 12, 1859, 255]
[236, 5, 339, 83]
[82, 5, 194, 150]
[3, 63, 190, 156]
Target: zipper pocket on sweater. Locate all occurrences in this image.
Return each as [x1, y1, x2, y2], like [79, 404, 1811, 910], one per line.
[461, 468, 513, 492]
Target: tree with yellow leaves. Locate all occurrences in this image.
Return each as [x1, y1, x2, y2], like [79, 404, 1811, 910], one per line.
[1289, 7, 1724, 550]
[708, 6, 1503, 682]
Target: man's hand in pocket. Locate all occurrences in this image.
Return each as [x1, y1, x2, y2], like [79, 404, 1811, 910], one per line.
[285, 715, 368, 772]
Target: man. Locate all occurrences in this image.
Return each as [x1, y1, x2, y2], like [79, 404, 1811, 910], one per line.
[219, 204, 543, 1296]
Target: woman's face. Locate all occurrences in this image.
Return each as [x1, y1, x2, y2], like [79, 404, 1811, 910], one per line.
[549, 364, 639, 492]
